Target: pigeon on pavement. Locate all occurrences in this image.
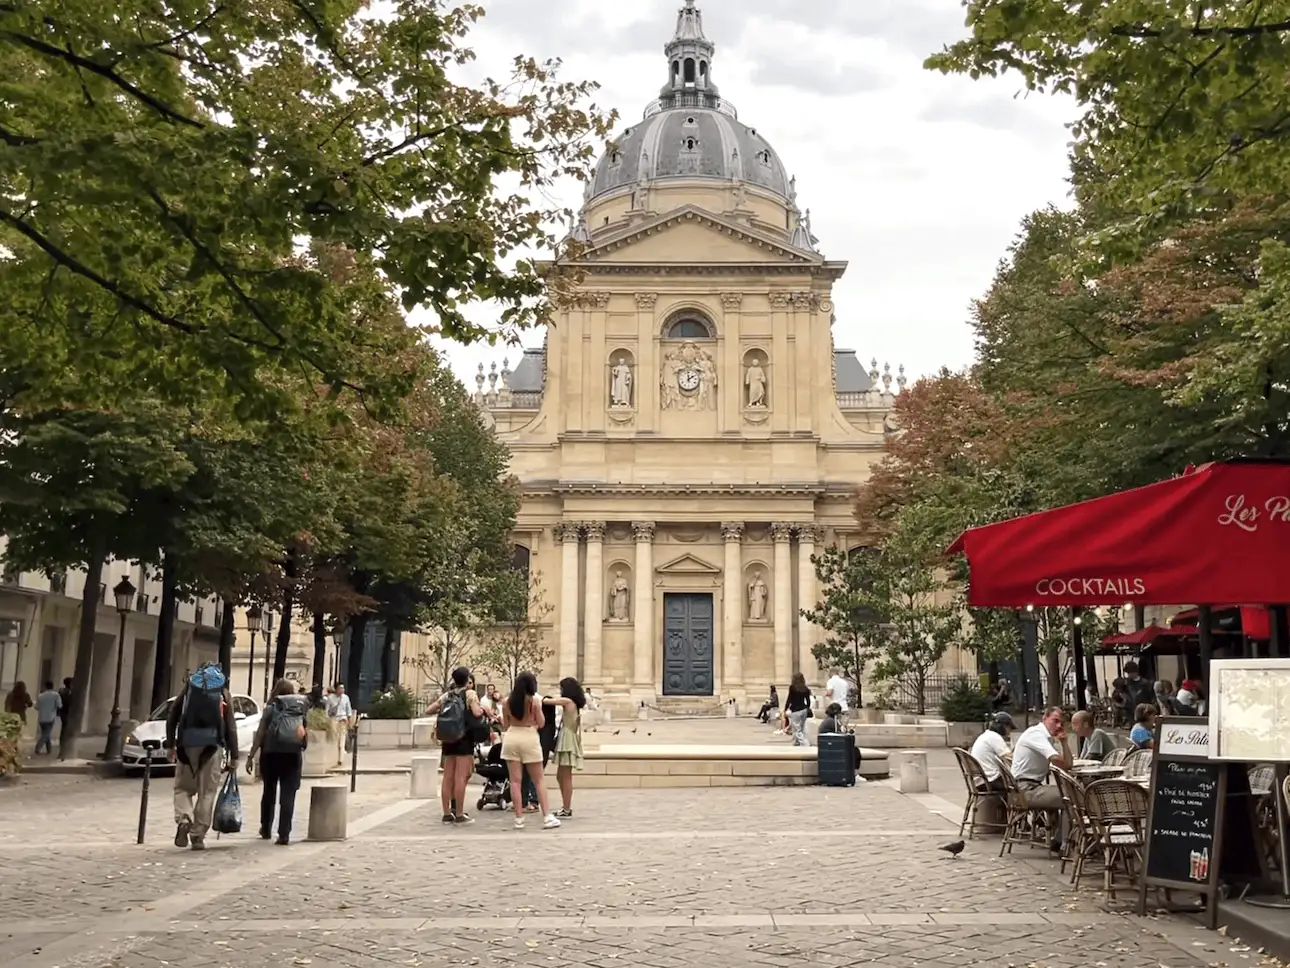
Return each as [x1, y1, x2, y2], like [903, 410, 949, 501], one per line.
[939, 840, 966, 858]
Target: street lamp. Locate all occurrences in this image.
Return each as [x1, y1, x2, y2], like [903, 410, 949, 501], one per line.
[261, 609, 274, 702]
[246, 605, 262, 696]
[331, 625, 347, 690]
[102, 576, 137, 762]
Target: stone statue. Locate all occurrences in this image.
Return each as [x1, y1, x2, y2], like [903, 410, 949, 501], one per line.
[610, 356, 633, 407]
[745, 360, 767, 407]
[609, 571, 630, 621]
[661, 341, 717, 411]
[748, 571, 768, 621]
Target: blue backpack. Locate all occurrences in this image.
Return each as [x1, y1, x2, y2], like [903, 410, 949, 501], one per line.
[179, 664, 228, 750]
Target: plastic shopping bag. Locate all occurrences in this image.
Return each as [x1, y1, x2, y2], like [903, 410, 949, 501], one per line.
[213, 770, 243, 835]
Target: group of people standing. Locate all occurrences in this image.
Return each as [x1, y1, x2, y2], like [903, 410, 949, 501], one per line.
[4, 678, 74, 755]
[754, 671, 858, 747]
[428, 668, 586, 831]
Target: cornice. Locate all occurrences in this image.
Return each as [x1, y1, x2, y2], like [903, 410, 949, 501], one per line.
[585, 206, 821, 264]
[519, 481, 829, 498]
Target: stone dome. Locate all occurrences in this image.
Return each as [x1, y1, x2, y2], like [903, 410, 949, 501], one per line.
[585, 1, 793, 207]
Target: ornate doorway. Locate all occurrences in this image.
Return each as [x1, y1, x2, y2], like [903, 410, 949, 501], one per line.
[662, 593, 714, 696]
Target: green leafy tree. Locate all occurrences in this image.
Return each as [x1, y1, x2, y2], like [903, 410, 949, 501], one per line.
[0, 1, 615, 417]
[474, 570, 555, 687]
[803, 546, 888, 703]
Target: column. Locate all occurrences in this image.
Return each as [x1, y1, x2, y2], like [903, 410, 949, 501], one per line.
[796, 524, 818, 682]
[771, 522, 794, 685]
[721, 523, 744, 691]
[632, 522, 655, 690]
[557, 523, 582, 679]
[583, 522, 605, 686]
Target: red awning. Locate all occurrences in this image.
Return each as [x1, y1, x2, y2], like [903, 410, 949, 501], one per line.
[945, 461, 1290, 608]
[1100, 625, 1200, 648]
[1171, 605, 1271, 639]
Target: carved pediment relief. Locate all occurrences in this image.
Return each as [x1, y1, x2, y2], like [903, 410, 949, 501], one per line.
[583, 207, 821, 266]
[654, 552, 722, 575]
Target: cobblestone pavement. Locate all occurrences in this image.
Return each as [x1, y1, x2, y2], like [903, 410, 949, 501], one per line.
[2, 765, 1243, 968]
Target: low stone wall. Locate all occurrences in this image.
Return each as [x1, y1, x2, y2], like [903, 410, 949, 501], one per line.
[357, 718, 414, 750]
[578, 744, 890, 789]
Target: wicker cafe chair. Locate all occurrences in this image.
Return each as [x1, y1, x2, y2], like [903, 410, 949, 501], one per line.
[952, 747, 1005, 839]
[997, 767, 1046, 857]
[1121, 748, 1153, 780]
[1102, 747, 1128, 767]
[1083, 779, 1150, 900]
[1051, 767, 1091, 884]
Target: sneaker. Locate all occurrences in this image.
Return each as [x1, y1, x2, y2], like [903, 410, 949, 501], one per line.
[555, 808, 573, 818]
[174, 821, 191, 848]
[453, 814, 474, 825]
[542, 814, 562, 829]
[275, 836, 290, 846]
[259, 827, 271, 840]
[189, 837, 206, 851]
[513, 817, 525, 829]
[441, 813, 455, 824]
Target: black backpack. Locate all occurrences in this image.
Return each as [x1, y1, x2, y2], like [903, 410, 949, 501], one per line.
[435, 689, 467, 744]
[264, 695, 310, 753]
[179, 665, 228, 750]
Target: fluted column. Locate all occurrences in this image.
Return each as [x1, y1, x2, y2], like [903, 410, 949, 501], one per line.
[796, 524, 818, 682]
[771, 522, 794, 685]
[557, 523, 582, 678]
[721, 523, 744, 691]
[583, 522, 605, 686]
[632, 522, 655, 690]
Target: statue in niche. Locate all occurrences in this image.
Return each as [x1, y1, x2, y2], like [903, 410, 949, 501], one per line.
[747, 570, 768, 621]
[745, 359, 767, 408]
[609, 571, 631, 621]
[610, 356, 633, 407]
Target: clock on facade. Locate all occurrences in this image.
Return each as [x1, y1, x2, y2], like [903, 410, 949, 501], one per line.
[677, 368, 701, 393]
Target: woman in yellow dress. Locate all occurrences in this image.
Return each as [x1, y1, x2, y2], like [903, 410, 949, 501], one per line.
[543, 677, 586, 818]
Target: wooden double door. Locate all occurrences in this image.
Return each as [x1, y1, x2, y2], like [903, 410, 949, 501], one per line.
[662, 592, 714, 696]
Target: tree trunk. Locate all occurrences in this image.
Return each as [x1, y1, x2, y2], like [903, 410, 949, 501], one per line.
[65, 553, 104, 757]
[380, 623, 397, 690]
[311, 612, 326, 689]
[1044, 636, 1062, 709]
[151, 550, 178, 710]
[987, 660, 1000, 686]
[345, 614, 369, 708]
[217, 602, 236, 678]
[273, 588, 294, 681]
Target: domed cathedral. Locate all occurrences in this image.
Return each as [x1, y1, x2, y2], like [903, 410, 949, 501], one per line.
[475, 0, 904, 713]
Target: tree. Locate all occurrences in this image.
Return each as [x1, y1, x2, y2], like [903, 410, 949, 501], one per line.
[475, 570, 555, 687]
[926, 2, 1290, 226]
[803, 547, 887, 703]
[1, 1, 615, 417]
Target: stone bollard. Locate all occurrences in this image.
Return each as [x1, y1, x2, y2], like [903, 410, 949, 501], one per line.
[896, 750, 929, 794]
[410, 755, 439, 799]
[725, 701, 736, 719]
[307, 783, 349, 842]
[638, 704, 649, 721]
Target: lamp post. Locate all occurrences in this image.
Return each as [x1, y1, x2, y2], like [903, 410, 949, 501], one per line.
[246, 605, 262, 696]
[332, 625, 346, 690]
[261, 609, 274, 702]
[102, 576, 137, 762]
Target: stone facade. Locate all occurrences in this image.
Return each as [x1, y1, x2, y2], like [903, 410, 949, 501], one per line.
[473, 4, 909, 710]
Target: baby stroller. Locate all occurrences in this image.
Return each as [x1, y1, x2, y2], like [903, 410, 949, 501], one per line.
[474, 740, 511, 811]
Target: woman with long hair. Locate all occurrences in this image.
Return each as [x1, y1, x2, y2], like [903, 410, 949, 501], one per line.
[247, 678, 310, 844]
[783, 673, 812, 747]
[424, 667, 485, 825]
[542, 677, 586, 818]
[501, 672, 560, 829]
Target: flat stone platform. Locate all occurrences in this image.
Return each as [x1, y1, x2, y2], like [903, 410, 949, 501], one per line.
[578, 743, 889, 788]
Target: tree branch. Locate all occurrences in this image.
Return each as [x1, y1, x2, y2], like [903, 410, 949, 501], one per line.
[1109, 19, 1290, 39]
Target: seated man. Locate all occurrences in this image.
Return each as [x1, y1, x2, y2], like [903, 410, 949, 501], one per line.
[1011, 706, 1073, 845]
[1071, 710, 1115, 761]
[969, 711, 1013, 792]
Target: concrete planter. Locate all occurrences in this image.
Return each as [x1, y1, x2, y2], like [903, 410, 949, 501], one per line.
[411, 720, 436, 748]
[302, 729, 332, 778]
[358, 718, 413, 750]
[945, 721, 981, 749]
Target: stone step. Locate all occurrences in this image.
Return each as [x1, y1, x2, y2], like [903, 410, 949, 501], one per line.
[576, 743, 889, 789]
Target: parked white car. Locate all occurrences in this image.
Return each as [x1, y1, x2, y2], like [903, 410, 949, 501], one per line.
[122, 693, 262, 773]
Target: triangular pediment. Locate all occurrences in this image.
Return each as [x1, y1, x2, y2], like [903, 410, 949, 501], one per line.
[655, 552, 722, 575]
[582, 206, 821, 266]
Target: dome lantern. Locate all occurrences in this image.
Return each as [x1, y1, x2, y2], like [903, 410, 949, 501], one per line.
[660, 0, 719, 105]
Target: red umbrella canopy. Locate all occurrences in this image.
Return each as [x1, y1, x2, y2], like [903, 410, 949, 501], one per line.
[945, 461, 1290, 608]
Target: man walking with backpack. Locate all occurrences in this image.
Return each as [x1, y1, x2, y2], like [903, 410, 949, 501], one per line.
[165, 662, 239, 850]
[247, 678, 310, 845]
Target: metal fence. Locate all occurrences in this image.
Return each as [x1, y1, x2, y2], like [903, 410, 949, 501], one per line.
[886, 674, 967, 714]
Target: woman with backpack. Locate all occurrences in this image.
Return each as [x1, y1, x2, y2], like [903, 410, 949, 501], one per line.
[247, 678, 310, 845]
[542, 677, 586, 818]
[501, 672, 560, 830]
[424, 667, 485, 825]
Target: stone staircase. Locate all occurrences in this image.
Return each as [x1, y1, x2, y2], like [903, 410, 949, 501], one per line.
[648, 697, 730, 719]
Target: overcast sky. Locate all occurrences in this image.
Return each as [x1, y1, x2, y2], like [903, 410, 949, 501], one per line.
[425, 0, 1075, 391]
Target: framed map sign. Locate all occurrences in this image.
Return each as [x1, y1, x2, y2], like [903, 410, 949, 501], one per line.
[1209, 658, 1290, 762]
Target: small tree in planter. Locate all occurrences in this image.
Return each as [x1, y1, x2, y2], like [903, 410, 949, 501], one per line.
[0, 712, 22, 777]
[939, 675, 993, 747]
[367, 685, 417, 719]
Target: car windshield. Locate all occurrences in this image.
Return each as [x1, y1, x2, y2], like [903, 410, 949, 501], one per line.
[149, 699, 175, 721]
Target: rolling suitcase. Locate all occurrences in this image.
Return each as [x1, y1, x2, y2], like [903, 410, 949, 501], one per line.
[817, 732, 857, 787]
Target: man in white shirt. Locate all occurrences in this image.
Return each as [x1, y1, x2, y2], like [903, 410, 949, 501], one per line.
[825, 672, 855, 727]
[1011, 706, 1072, 812]
[969, 712, 1014, 791]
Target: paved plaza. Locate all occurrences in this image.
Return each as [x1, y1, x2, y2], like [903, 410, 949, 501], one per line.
[0, 725, 1260, 968]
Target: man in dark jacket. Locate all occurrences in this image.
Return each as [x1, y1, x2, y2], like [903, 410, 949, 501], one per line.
[164, 664, 239, 850]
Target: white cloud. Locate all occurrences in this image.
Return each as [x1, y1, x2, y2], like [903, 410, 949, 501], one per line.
[431, 0, 1077, 387]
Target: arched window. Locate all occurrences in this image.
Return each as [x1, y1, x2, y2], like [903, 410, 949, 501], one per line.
[683, 58, 696, 83]
[672, 60, 680, 79]
[684, 138, 696, 150]
[665, 316, 713, 340]
[699, 61, 708, 79]
[511, 544, 531, 579]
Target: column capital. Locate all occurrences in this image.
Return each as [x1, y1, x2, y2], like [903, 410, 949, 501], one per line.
[555, 523, 582, 544]
[631, 521, 656, 542]
[583, 521, 606, 541]
[794, 523, 821, 544]
[770, 522, 795, 543]
[721, 522, 744, 542]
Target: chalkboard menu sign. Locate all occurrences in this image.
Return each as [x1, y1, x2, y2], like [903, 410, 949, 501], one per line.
[1143, 759, 1221, 886]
